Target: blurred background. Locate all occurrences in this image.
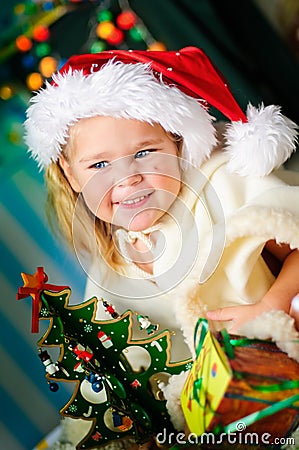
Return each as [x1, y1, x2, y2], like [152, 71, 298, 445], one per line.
[0, 1, 299, 449]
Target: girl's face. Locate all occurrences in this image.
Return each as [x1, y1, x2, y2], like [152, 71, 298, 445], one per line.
[60, 116, 181, 231]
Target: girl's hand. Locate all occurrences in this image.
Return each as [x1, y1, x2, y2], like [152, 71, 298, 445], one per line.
[207, 242, 299, 334]
[206, 302, 267, 334]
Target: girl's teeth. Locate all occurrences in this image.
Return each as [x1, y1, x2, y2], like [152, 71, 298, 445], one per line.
[122, 195, 146, 205]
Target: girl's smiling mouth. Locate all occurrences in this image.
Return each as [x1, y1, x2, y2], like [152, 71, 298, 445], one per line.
[114, 191, 153, 208]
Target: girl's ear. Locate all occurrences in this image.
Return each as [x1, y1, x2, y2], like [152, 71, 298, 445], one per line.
[59, 156, 81, 193]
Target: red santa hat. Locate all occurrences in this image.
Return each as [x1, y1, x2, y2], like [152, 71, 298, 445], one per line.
[24, 46, 298, 176]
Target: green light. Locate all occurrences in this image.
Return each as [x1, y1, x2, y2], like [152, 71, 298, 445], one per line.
[129, 26, 145, 42]
[35, 43, 51, 58]
[24, 1, 38, 15]
[97, 10, 113, 23]
[90, 40, 106, 53]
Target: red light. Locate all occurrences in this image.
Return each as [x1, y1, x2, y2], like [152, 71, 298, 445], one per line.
[106, 28, 124, 45]
[33, 25, 50, 42]
[116, 11, 136, 30]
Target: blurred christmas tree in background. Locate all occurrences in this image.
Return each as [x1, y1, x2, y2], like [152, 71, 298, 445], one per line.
[0, 0, 169, 179]
[0, 0, 167, 96]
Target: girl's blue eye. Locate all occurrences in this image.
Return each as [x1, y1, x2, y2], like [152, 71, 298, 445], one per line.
[92, 161, 109, 169]
[135, 149, 155, 159]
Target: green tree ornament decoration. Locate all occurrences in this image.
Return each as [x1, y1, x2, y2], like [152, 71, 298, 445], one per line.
[17, 267, 192, 449]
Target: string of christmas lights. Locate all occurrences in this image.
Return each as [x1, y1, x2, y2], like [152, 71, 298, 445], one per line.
[0, 0, 167, 99]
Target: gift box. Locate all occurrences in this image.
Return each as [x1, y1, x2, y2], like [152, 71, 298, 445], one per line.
[181, 319, 299, 447]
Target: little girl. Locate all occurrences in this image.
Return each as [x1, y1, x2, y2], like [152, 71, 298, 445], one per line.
[24, 47, 299, 448]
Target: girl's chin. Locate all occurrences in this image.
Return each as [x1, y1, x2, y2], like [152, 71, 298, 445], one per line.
[116, 211, 163, 232]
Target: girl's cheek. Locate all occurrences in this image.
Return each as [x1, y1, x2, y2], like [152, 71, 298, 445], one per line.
[150, 162, 181, 186]
[152, 156, 181, 178]
[81, 177, 112, 216]
[83, 192, 111, 220]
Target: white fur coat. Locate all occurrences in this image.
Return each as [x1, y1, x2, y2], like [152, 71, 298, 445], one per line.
[51, 151, 299, 449]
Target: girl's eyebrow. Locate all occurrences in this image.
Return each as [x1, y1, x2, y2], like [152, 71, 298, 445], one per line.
[135, 138, 164, 150]
[78, 139, 164, 163]
[79, 152, 109, 164]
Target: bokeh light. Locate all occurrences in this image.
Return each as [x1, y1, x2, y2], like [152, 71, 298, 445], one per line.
[0, 85, 14, 101]
[106, 28, 124, 45]
[14, 3, 26, 15]
[38, 56, 58, 78]
[148, 41, 167, 51]
[129, 26, 145, 42]
[32, 25, 50, 42]
[96, 21, 115, 39]
[97, 9, 113, 22]
[15, 35, 33, 52]
[35, 42, 51, 58]
[116, 11, 136, 30]
[90, 40, 106, 53]
[26, 72, 43, 90]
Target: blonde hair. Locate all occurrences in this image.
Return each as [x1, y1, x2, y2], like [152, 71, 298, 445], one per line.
[45, 127, 183, 272]
[45, 162, 125, 270]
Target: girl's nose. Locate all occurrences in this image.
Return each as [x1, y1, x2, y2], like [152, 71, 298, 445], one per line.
[117, 173, 142, 187]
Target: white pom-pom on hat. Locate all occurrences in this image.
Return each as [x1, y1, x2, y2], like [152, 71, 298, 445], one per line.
[225, 103, 298, 176]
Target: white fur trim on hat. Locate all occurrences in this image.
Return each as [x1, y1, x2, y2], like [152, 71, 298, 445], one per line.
[24, 60, 217, 169]
[225, 103, 298, 176]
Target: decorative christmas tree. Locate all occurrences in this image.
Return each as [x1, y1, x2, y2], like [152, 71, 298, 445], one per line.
[17, 267, 192, 449]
